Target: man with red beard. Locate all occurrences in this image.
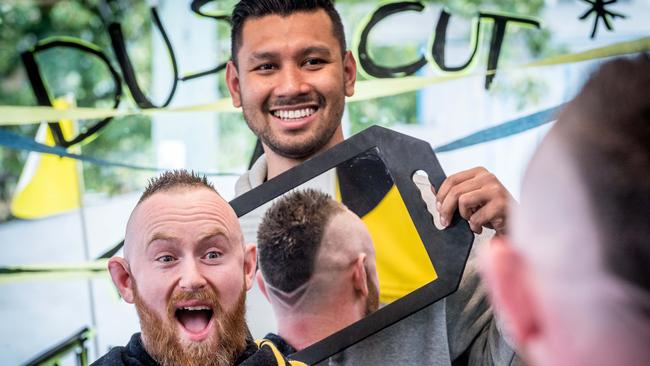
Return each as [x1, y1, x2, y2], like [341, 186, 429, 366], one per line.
[93, 170, 304, 366]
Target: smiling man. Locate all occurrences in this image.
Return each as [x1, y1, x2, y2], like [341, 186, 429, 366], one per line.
[227, 0, 511, 236]
[227, 1, 353, 179]
[226, 1, 518, 365]
[93, 170, 303, 366]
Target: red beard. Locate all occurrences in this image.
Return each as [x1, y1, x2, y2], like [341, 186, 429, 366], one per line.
[133, 281, 248, 366]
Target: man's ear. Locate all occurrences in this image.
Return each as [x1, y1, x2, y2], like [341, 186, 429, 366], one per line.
[343, 50, 357, 97]
[481, 236, 540, 348]
[256, 270, 270, 302]
[108, 257, 135, 304]
[352, 253, 369, 297]
[225, 60, 242, 107]
[243, 243, 257, 290]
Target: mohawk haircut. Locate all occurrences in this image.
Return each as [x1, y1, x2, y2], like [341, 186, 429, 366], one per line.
[257, 189, 345, 292]
[230, 0, 346, 65]
[138, 170, 217, 204]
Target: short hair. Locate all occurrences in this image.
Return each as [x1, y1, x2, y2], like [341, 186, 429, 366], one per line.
[556, 54, 650, 292]
[138, 170, 216, 204]
[257, 189, 345, 292]
[230, 0, 346, 65]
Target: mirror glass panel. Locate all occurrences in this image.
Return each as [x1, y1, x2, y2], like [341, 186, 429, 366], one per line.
[239, 148, 438, 350]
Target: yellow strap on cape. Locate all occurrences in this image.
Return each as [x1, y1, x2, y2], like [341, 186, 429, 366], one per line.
[255, 339, 308, 366]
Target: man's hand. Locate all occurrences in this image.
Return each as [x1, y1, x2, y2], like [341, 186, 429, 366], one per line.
[435, 167, 514, 235]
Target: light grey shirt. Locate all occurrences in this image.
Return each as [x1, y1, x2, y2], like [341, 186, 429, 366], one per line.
[236, 155, 521, 366]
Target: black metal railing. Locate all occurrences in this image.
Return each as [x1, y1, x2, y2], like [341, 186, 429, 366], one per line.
[24, 327, 93, 366]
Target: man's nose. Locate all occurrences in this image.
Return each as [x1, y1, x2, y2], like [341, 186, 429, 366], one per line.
[275, 66, 311, 97]
[178, 259, 207, 291]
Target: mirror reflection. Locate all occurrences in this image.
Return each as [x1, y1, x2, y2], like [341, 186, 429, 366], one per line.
[239, 148, 438, 351]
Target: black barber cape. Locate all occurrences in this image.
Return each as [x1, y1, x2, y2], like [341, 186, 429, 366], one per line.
[91, 333, 304, 366]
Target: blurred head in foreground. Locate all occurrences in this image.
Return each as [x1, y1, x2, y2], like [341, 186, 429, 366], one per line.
[482, 55, 650, 366]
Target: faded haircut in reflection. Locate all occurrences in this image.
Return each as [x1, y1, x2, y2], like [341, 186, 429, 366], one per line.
[132, 279, 248, 366]
[257, 189, 379, 317]
[258, 189, 344, 293]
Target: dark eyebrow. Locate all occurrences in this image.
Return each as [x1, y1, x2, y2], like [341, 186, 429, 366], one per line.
[248, 51, 279, 63]
[247, 46, 333, 64]
[300, 46, 332, 59]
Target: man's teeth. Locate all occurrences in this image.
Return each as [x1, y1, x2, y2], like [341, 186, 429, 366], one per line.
[273, 108, 315, 120]
[181, 306, 211, 311]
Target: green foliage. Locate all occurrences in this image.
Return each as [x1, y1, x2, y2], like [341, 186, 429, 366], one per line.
[215, 111, 257, 171]
[348, 45, 420, 134]
[215, 44, 257, 171]
[348, 92, 419, 134]
[80, 114, 153, 195]
[0, 0, 152, 221]
[0, 0, 556, 222]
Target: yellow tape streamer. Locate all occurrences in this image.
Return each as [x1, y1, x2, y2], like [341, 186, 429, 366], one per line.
[10, 98, 82, 219]
[0, 98, 238, 126]
[351, 36, 650, 102]
[0, 37, 648, 125]
[0, 259, 108, 284]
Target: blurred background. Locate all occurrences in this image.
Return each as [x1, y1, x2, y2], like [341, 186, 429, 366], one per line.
[1, 0, 648, 364]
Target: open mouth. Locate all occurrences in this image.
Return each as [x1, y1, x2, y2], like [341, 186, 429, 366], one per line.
[174, 305, 214, 339]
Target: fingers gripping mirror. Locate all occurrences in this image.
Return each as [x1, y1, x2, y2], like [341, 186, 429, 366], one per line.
[230, 126, 474, 364]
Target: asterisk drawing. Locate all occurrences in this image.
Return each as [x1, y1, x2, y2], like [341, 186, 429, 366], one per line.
[579, 0, 627, 39]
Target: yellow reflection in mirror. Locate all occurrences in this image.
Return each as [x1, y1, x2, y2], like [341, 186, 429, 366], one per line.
[353, 184, 437, 304]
